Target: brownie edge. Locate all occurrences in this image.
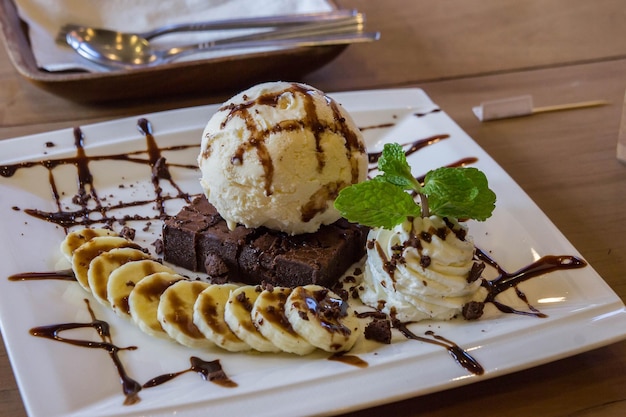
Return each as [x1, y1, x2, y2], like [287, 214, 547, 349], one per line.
[163, 195, 368, 288]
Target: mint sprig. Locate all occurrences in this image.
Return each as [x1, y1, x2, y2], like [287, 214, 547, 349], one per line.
[334, 143, 496, 228]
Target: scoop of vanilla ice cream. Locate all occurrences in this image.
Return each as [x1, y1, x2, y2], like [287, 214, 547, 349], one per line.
[198, 82, 368, 235]
[360, 216, 484, 322]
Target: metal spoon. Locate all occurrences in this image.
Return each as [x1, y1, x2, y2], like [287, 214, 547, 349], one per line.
[57, 9, 358, 43]
[65, 15, 377, 69]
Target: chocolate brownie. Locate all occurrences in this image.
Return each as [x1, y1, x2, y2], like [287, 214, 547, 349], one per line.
[163, 195, 368, 288]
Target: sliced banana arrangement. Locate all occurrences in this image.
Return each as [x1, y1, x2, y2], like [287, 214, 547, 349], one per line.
[128, 272, 185, 339]
[88, 247, 150, 306]
[252, 287, 316, 355]
[224, 285, 281, 353]
[61, 228, 118, 262]
[62, 228, 361, 355]
[109, 260, 175, 319]
[194, 283, 251, 352]
[286, 285, 360, 352]
[158, 280, 213, 349]
[72, 236, 142, 291]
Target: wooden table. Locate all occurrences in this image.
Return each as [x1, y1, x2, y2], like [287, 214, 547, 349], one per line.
[1, 0, 625, 415]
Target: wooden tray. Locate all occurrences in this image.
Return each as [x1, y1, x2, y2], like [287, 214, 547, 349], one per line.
[0, 0, 346, 103]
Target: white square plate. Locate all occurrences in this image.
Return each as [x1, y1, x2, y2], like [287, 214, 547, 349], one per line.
[1, 88, 625, 417]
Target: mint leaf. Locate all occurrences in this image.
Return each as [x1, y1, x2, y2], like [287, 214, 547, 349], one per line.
[333, 142, 497, 228]
[335, 177, 422, 229]
[422, 167, 496, 221]
[377, 143, 421, 190]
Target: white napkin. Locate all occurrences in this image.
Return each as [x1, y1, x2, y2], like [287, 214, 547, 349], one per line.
[14, 0, 334, 72]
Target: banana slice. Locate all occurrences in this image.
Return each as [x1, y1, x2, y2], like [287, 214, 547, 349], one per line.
[72, 236, 141, 292]
[158, 280, 213, 349]
[128, 271, 186, 339]
[193, 284, 251, 352]
[285, 285, 360, 353]
[252, 287, 316, 355]
[107, 259, 174, 319]
[224, 286, 280, 353]
[88, 248, 150, 306]
[61, 228, 117, 262]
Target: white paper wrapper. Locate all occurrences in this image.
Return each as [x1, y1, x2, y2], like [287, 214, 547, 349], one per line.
[472, 95, 534, 121]
[14, 0, 334, 72]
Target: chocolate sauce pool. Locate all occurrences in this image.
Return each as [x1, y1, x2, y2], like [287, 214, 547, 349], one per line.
[2, 111, 587, 403]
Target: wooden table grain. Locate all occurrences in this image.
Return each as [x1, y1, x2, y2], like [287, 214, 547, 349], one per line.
[1, 1, 625, 416]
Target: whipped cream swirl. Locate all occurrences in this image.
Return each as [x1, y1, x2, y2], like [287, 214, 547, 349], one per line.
[360, 216, 484, 322]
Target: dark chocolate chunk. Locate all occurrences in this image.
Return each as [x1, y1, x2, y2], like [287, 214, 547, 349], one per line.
[364, 319, 392, 344]
[462, 301, 485, 320]
[151, 238, 164, 254]
[119, 226, 136, 241]
[467, 261, 485, 283]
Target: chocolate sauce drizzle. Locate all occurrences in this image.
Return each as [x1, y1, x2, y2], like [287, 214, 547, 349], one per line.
[0, 118, 197, 231]
[30, 299, 236, 405]
[30, 299, 143, 405]
[328, 352, 368, 368]
[359, 122, 395, 132]
[143, 356, 237, 389]
[9, 269, 75, 282]
[368, 134, 450, 165]
[414, 108, 442, 118]
[393, 321, 484, 375]
[476, 248, 587, 317]
[368, 135, 477, 181]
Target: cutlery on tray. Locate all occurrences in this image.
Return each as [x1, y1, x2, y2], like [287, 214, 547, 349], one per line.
[57, 9, 379, 69]
[55, 9, 359, 43]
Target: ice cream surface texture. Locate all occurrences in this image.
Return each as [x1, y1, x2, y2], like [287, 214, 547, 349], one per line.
[360, 216, 484, 322]
[198, 81, 368, 235]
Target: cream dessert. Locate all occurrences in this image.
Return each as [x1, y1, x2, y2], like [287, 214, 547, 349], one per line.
[165, 82, 370, 288]
[198, 81, 368, 235]
[334, 142, 497, 323]
[360, 216, 485, 322]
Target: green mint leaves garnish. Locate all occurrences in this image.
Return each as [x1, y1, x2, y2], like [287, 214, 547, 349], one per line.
[377, 142, 421, 190]
[422, 166, 495, 221]
[334, 143, 496, 228]
[334, 176, 423, 229]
